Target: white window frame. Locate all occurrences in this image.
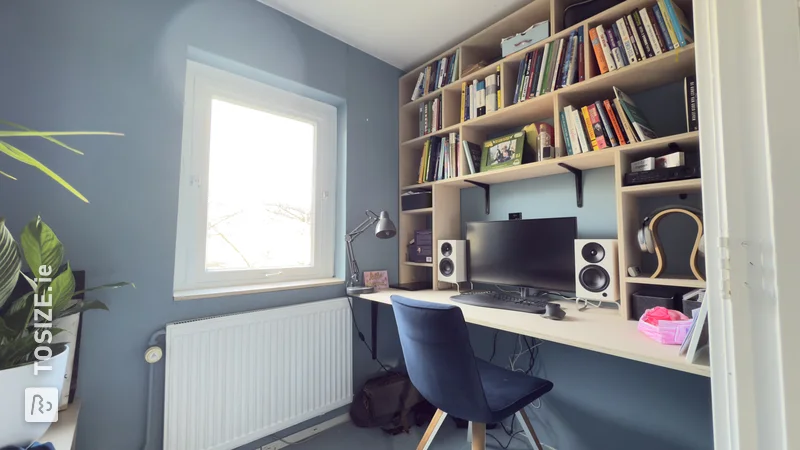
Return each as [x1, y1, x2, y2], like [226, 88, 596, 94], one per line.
[174, 61, 337, 298]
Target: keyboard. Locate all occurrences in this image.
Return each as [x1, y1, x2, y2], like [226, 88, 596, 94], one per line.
[450, 291, 551, 314]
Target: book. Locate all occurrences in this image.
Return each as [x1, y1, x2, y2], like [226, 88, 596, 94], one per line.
[587, 104, 609, 149]
[596, 25, 618, 71]
[589, 27, 610, 74]
[464, 85, 471, 121]
[471, 80, 478, 119]
[664, 0, 694, 46]
[614, 86, 657, 141]
[606, 24, 626, 69]
[558, 35, 574, 89]
[486, 75, 498, 113]
[513, 52, 526, 104]
[632, 11, 655, 58]
[646, 7, 668, 53]
[577, 28, 585, 82]
[581, 106, 598, 150]
[538, 42, 554, 96]
[519, 51, 532, 103]
[462, 140, 482, 175]
[476, 80, 486, 116]
[573, 108, 591, 153]
[614, 97, 638, 143]
[566, 34, 580, 86]
[685, 75, 698, 131]
[657, 0, 680, 49]
[564, 106, 582, 154]
[530, 48, 544, 98]
[603, 99, 627, 146]
[411, 72, 425, 101]
[652, 4, 674, 51]
[418, 140, 429, 183]
[550, 38, 566, 92]
[496, 65, 503, 109]
[640, 7, 663, 56]
[616, 18, 637, 65]
[595, 101, 618, 147]
[559, 110, 574, 155]
[631, 157, 655, 172]
[625, 14, 644, 61]
[460, 82, 467, 122]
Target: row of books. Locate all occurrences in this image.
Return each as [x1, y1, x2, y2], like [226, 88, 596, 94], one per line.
[460, 67, 501, 122]
[418, 97, 442, 137]
[590, 0, 693, 75]
[513, 26, 584, 104]
[559, 86, 656, 155]
[411, 49, 461, 101]
[417, 133, 461, 183]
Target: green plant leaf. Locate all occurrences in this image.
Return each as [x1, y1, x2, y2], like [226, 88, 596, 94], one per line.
[50, 264, 76, 315]
[0, 219, 22, 309]
[0, 170, 16, 180]
[20, 217, 64, 276]
[0, 131, 123, 137]
[0, 316, 17, 341]
[0, 120, 87, 155]
[57, 300, 109, 319]
[2, 291, 35, 337]
[0, 141, 88, 202]
[73, 281, 134, 297]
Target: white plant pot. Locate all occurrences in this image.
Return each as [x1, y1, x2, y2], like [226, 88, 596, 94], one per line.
[0, 344, 70, 447]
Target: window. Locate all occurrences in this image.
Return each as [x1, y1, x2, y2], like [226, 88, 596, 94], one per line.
[174, 61, 337, 297]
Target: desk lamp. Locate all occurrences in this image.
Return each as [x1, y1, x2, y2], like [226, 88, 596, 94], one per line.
[346, 210, 396, 295]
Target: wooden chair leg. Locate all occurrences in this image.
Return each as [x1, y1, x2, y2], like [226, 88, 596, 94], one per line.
[467, 421, 472, 443]
[417, 409, 448, 450]
[471, 422, 486, 450]
[516, 409, 544, 450]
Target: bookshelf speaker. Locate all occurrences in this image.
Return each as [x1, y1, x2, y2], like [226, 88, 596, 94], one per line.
[574, 239, 619, 302]
[438, 240, 467, 284]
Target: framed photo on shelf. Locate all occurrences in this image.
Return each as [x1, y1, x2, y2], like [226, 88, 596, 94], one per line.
[480, 130, 526, 172]
[363, 270, 389, 291]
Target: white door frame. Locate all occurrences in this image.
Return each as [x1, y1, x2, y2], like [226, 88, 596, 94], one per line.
[695, 0, 800, 449]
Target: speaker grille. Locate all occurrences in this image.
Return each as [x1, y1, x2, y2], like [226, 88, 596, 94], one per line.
[579, 265, 610, 292]
[439, 258, 454, 277]
[581, 242, 605, 263]
[441, 242, 453, 257]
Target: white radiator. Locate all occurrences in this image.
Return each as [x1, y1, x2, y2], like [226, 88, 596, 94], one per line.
[163, 298, 353, 450]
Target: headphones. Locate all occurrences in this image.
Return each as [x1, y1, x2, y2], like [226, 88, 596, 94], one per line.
[637, 206, 705, 281]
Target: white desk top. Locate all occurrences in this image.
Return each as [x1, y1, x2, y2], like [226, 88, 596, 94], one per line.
[359, 290, 710, 377]
[41, 401, 80, 449]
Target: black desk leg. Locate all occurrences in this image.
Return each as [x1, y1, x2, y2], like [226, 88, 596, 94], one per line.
[371, 302, 378, 360]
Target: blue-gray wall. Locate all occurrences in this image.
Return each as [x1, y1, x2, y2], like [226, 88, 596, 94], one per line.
[460, 168, 713, 450]
[0, 0, 401, 448]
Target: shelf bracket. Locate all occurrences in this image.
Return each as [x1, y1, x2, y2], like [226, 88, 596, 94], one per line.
[465, 180, 491, 214]
[558, 163, 584, 208]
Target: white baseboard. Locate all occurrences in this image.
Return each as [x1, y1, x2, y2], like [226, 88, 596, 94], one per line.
[260, 413, 350, 450]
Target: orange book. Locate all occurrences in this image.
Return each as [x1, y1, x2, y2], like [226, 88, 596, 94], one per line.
[589, 28, 609, 74]
[581, 106, 598, 150]
[603, 99, 627, 146]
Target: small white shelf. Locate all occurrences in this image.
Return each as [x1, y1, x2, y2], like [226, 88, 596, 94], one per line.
[401, 207, 433, 215]
[620, 178, 702, 196]
[625, 276, 706, 289]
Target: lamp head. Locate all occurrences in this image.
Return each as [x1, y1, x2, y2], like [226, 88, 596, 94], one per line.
[374, 211, 396, 239]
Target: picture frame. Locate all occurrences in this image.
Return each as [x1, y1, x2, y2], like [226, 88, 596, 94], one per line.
[363, 270, 389, 291]
[480, 130, 527, 172]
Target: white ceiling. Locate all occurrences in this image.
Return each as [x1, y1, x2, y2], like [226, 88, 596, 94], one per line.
[258, 0, 529, 70]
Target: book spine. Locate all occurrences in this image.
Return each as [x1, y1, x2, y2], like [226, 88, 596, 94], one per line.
[530, 48, 544, 98]
[610, 100, 630, 144]
[519, 52, 531, 103]
[657, 0, 680, 48]
[595, 101, 618, 147]
[559, 110, 573, 155]
[411, 72, 424, 101]
[596, 25, 617, 71]
[686, 75, 698, 131]
[611, 23, 628, 67]
[603, 99, 626, 146]
[632, 11, 655, 58]
[589, 27, 610, 74]
[477, 81, 486, 117]
[664, 0, 686, 46]
[640, 8, 663, 55]
[537, 43, 551, 96]
[496, 65, 503, 110]
[614, 98, 638, 143]
[625, 14, 644, 61]
[464, 86, 470, 121]
[485, 75, 497, 113]
[653, 4, 674, 51]
[513, 54, 525, 104]
[551, 39, 566, 92]
[573, 108, 591, 153]
[578, 28, 585, 82]
[559, 33, 574, 89]
[646, 7, 668, 53]
[605, 26, 626, 69]
[471, 80, 477, 120]
[616, 18, 637, 65]
[565, 35, 579, 86]
[581, 106, 598, 150]
[587, 104, 608, 149]
[564, 106, 580, 154]
[460, 82, 466, 122]
[524, 50, 536, 100]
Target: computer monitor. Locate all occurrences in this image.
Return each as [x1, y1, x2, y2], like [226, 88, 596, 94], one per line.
[466, 217, 577, 293]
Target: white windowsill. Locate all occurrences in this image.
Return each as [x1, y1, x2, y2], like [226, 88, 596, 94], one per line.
[173, 278, 345, 301]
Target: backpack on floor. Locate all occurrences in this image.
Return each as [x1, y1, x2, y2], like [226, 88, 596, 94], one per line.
[349, 372, 433, 434]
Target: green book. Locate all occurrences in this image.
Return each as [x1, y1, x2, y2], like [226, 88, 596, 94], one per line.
[539, 44, 555, 96]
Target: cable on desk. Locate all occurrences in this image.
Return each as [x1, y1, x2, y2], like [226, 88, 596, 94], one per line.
[489, 329, 500, 363]
[487, 430, 525, 449]
[346, 296, 393, 373]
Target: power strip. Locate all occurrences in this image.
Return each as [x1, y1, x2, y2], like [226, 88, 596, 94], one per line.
[260, 413, 349, 450]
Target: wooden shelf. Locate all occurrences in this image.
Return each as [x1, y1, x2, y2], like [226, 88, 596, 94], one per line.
[401, 123, 460, 148]
[618, 131, 699, 157]
[625, 276, 706, 289]
[403, 261, 433, 268]
[401, 181, 434, 191]
[401, 207, 433, 215]
[621, 178, 702, 196]
[402, 89, 447, 111]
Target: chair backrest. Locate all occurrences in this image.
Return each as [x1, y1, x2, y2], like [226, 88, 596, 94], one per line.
[390, 295, 491, 419]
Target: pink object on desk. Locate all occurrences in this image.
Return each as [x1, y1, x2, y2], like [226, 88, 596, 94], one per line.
[638, 307, 692, 345]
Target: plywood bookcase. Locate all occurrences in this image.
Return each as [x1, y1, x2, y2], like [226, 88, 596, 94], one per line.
[398, 0, 700, 320]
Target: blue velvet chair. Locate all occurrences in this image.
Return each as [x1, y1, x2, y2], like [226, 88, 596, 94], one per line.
[390, 295, 553, 450]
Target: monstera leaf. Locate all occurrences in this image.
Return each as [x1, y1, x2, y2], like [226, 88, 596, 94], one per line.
[0, 219, 21, 310]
